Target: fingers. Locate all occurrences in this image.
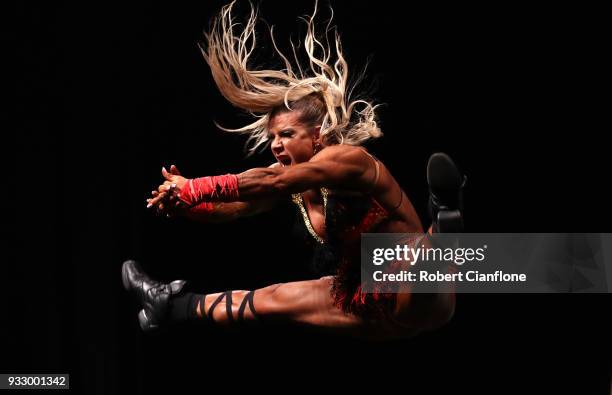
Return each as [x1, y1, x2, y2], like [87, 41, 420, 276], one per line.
[170, 164, 181, 176]
[166, 184, 186, 208]
[147, 184, 185, 211]
[147, 185, 171, 209]
[146, 165, 187, 215]
[146, 190, 159, 207]
[148, 192, 173, 215]
[147, 191, 166, 209]
[157, 181, 176, 194]
[161, 166, 173, 181]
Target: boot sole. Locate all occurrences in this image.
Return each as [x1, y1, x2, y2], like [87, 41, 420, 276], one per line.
[121, 260, 137, 291]
[427, 152, 462, 192]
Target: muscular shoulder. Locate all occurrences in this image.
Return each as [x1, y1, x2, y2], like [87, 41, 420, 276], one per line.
[311, 144, 371, 165]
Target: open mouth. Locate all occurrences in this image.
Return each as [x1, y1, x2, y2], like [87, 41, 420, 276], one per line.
[276, 155, 291, 166]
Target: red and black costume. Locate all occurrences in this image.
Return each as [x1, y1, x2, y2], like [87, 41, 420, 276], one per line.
[291, 189, 397, 319]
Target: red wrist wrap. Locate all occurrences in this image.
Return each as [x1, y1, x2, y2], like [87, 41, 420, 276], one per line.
[179, 174, 239, 210]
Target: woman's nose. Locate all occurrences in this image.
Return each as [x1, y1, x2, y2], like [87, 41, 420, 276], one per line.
[271, 137, 283, 153]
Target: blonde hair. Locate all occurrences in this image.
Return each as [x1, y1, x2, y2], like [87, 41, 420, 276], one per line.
[201, 0, 382, 154]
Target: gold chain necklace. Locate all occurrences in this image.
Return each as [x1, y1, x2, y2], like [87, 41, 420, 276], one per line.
[291, 188, 328, 244]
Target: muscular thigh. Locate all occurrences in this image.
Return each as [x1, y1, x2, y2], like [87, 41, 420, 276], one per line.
[254, 277, 420, 339]
[255, 277, 351, 325]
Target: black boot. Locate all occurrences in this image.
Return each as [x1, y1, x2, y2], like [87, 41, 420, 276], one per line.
[122, 260, 187, 332]
[427, 152, 466, 233]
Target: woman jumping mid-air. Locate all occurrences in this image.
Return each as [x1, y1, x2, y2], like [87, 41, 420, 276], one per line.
[123, 1, 465, 340]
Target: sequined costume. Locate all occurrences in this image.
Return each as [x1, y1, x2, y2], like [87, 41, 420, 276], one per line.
[291, 188, 397, 318]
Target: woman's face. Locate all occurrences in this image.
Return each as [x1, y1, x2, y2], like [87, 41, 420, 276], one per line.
[268, 111, 320, 166]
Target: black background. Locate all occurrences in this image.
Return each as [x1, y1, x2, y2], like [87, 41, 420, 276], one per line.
[10, 0, 610, 393]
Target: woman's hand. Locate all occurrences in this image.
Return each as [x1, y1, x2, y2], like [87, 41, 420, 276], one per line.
[146, 165, 188, 216]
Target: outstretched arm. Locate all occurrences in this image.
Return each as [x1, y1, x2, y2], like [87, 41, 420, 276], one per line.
[181, 199, 278, 223]
[237, 145, 378, 199]
[149, 146, 377, 211]
[147, 165, 279, 223]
